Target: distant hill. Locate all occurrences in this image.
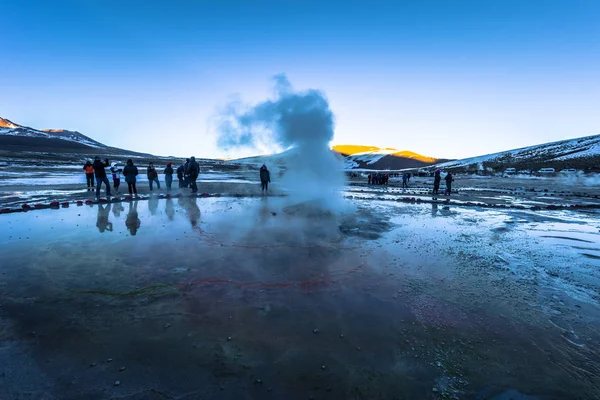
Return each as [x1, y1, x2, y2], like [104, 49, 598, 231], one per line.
[433, 134, 600, 172]
[0, 116, 156, 159]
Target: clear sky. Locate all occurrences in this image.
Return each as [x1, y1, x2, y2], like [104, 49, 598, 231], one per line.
[1, 0, 599, 159]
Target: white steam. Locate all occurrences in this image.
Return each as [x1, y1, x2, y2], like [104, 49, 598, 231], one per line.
[216, 74, 346, 210]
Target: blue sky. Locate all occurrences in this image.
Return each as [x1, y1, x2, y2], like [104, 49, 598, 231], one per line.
[1, 0, 599, 159]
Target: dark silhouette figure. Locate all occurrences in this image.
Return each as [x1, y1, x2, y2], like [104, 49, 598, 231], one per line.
[164, 163, 174, 191]
[93, 157, 111, 197]
[187, 156, 200, 193]
[260, 164, 271, 195]
[433, 169, 441, 196]
[123, 159, 139, 196]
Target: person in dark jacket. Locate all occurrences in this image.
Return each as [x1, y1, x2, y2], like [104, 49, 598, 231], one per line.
[187, 156, 200, 193]
[433, 169, 441, 195]
[93, 157, 111, 197]
[402, 173, 408, 189]
[260, 164, 271, 195]
[176, 163, 185, 188]
[176, 164, 184, 187]
[122, 159, 139, 196]
[164, 163, 174, 191]
[182, 158, 191, 188]
[83, 161, 95, 191]
[147, 162, 160, 191]
[444, 172, 454, 196]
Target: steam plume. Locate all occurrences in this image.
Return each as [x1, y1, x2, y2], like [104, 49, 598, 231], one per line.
[216, 74, 345, 209]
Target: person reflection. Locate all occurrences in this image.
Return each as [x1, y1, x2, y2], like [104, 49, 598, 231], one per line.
[165, 197, 175, 221]
[96, 203, 114, 232]
[180, 196, 201, 229]
[112, 201, 125, 218]
[431, 203, 438, 217]
[126, 200, 141, 236]
[148, 194, 159, 215]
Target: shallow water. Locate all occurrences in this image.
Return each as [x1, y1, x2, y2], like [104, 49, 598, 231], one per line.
[0, 197, 599, 399]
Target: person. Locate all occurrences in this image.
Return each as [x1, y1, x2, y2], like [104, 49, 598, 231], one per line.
[83, 161, 95, 191]
[445, 171, 454, 195]
[187, 156, 200, 193]
[368, 174, 372, 185]
[126, 201, 141, 236]
[402, 173, 408, 189]
[407, 173, 411, 183]
[123, 159, 139, 196]
[164, 163, 174, 191]
[433, 169, 441, 196]
[93, 157, 111, 198]
[147, 162, 160, 191]
[182, 158, 191, 188]
[110, 162, 122, 193]
[260, 164, 271, 195]
[176, 163, 185, 188]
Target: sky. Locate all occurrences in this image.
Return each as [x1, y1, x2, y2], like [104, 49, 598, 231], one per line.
[1, 0, 599, 159]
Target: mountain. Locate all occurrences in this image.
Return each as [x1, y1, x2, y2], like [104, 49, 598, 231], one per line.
[434, 134, 600, 172]
[332, 145, 447, 170]
[0, 117, 106, 148]
[232, 145, 446, 171]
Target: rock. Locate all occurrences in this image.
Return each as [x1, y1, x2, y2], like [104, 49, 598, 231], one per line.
[106, 358, 113, 362]
[227, 336, 232, 341]
[114, 381, 121, 386]
[313, 328, 319, 334]
[339, 334, 344, 338]
[119, 367, 126, 372]
[321, 365, 326, 370]
[165, 323, 171, 329]
[90, 362, 97, 367]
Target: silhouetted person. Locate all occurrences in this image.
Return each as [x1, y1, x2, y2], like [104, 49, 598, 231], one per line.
[96, 203, 113, 233]
[123, 159, 139, 196]
[445, 172, 454, 196]
[402, 173, 408, 189]
[260, 164, 271, 195]
[93, 157, 111, 198]
[182, 158, 191, 188]
[187, 156, 200, 193]
[126, 201, 141, 236]
[147, 162, 160, 191]
[176, 163, 185, 188]
[164, 162, 174, 191]
[110, 162, 122, 193]
[433, 169, 441, 196]
[83, 160, 95, 191]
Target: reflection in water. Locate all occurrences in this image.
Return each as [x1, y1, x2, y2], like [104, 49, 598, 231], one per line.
[96, 204, 113, 233]
[179, 196, 201, 228]
[149, 194, 159, 215]
[431, 203, 438, 217]
[125, 201, 141, 236]
[165, 198, 175, 220]
[112, 201, 124, 218]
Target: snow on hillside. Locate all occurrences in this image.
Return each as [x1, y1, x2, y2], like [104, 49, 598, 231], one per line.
[0, 117, 106, 148]
[435, 134, 600, 169]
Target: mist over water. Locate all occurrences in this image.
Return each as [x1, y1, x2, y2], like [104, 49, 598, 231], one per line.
[216, 74, 346, 210]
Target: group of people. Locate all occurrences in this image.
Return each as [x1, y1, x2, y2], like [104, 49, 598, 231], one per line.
[83, 157, 271, 198]
[368, 173, 389, 185]
[83, 156, 202, 197]
[364, 169, 455, 196]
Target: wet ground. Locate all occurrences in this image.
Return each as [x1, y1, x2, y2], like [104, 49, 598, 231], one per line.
[1, 195, 599, 399]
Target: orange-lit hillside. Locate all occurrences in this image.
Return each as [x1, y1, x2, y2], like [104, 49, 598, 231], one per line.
[332, 145, 439, 163]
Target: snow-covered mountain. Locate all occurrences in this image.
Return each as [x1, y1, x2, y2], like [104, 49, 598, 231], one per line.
[434, 134, 600, 171]
[0, 117, 105, 148]
[332, 145, 444, 170]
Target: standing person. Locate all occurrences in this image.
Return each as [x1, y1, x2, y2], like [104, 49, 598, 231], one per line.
[368, 174, 372, 185]
[176, 163, 185, 188]
[433, 169, 441, 195]
[187, 156, 200, 193]
[83, 160, 95, 191]
[123, 159, 139, 196]
[93, 157, 111, 198]
[147, 162, 160, 191]
[445, 171, 454, 196]
[402, 173, 408, 189]
[183, 158, 191, 188]
[260, 164, 271, 195]
[164, 163, 174, 191]
[110, 162, 122, 193]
